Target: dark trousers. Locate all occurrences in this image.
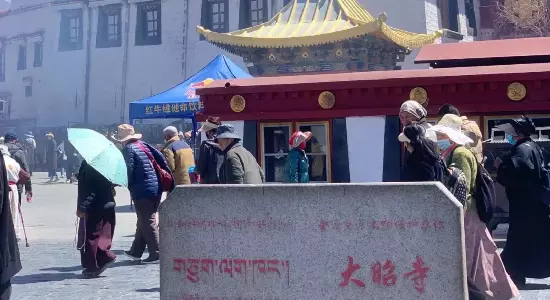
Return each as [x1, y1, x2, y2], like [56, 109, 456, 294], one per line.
[129, 196, 161, 258]
[79, 209, 117, 271]
[0, 280, 11, 300]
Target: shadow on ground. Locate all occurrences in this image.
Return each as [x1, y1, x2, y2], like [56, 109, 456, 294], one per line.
[136, 287, 160, 293]
[39, 260, 138, 274]
[520, 283, 550, 291]
[12, 272, 81, 284]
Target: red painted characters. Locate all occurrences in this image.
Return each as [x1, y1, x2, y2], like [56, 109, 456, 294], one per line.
[173, 258, 290, 286]
[339, 256, 430, 294]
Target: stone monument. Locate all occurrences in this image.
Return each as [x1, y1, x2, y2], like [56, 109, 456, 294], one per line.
[159, 183, 467, 300]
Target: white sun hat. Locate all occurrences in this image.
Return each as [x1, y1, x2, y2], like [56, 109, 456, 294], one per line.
[428, 114, 473, 146]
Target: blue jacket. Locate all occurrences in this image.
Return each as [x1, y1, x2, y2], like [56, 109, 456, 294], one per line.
[122, 140, 171, 200]
[283, 148, 309, 183]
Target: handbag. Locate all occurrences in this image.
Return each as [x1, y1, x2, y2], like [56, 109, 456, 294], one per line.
[136, 142, 173, 192]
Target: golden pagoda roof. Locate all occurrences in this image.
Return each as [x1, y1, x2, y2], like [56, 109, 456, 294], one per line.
[197, 0, 443, 49]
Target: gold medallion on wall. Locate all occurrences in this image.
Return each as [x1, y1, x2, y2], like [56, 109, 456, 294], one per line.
[409, 87, 428, 105]
[230, 95, 246, 112]
[507, 82, 527, 101]
[318, 91, 335, 109]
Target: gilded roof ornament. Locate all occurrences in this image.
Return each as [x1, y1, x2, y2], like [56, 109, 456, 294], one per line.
[507, 82, 527, 101]
[197, 0, 442, 50]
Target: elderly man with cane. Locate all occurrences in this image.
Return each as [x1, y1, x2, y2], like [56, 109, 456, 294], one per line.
[0, 144, 23, 299]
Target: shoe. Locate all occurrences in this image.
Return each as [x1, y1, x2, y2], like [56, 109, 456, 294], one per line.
[82, 268, 97, 278]
[124, 250, 141, 262]
[141, 256, 160, 264]
[60, 175, 65, 178]
[54, 176, 60, 181]
[95, 258, 116, 276]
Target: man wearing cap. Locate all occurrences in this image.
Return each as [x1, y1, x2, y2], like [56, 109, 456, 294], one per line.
[161, 126, 194, 185]
[495, 116, 550, 286]
[45, 132, 59, 182]
[215, 124, 264, 184]
[114, 124, 172, 264]
[196, 117, 224, 184]
[22, 132, 36, 176]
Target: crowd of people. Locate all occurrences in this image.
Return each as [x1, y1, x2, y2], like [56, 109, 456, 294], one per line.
[0, 100, 548, 298]
[399, 100, 550, 299]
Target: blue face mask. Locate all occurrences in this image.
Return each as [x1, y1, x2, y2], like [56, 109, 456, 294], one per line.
[505, 133, 517, 145]
[437, 139, 451, 150]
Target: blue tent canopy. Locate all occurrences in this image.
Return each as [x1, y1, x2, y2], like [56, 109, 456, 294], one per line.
[129, 55, 252, 122]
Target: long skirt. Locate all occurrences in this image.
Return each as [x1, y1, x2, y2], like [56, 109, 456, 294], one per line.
[465, 212, 520, 299]
[78, 208, 117, 271]
[8, 184, 20, 239]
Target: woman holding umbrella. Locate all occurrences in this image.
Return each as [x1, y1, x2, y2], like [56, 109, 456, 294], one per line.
[68, 128, 128, 278]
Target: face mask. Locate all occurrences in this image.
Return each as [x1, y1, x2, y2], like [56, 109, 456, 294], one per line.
[505, 133, 517, 145]
[437, 139, 451, 150]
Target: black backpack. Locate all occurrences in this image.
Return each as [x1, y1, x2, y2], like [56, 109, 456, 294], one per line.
[472, 158, 496, 224]
[525, 142, 550, 205]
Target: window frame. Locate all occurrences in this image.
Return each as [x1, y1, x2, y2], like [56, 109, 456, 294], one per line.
[33, 41, 43, 68]
[240, 0, 269, 29]
[437, 0, 459, 32]
[17, 45, 27, 71]
[59, 9, 84, 51]
[296, 121, 332, 183]
[135, 1, 162, 46]
[97, 4, 122, 48]
[259, 120, 333, 183]
[201, 0, 229, 40]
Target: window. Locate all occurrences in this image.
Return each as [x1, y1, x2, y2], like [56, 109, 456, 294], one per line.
[34, 42, 43, 67]
[240, 0, 268, 29]
[283, 0, 292, 6]
[17, 45, 26, 71]
[25, 85, 32, 97]
[97, 4, 122, 48]
[59, 9, 83, 51]
[0, 48, 4, 82]
[201, 0, 229, 39]
[297, 122, 330, 182]
[259, 121, 332, 183]
[437, 0, 459, 32]
[260, 123, 292, 182]
[136, 2, 161, 46]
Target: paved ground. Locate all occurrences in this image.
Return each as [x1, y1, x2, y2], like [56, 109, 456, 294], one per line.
[11, 173, 160, 300]
[8, 173, 550, 299]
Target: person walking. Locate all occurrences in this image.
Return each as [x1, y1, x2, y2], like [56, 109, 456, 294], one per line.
[4, 133, 32, 204]
[76, 160, 117, 278]
[437, 104, 484, 163]
[495, 116, 550, 287]
[216, 124, 264, 184]
[0, 145, 25, 242]
[429, 114, 519, 299]
[161, 126, 194, 186]
[23, 132, 36, 176]
[45, 133, 59, 182]
[284, 131, 310, 183]
[196, 117, 224, 184]
[0, 145, 21, 299]
[398, 124, 444, 182]
[115, 124, 172, 263]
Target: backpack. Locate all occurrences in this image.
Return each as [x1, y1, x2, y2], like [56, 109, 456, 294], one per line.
[525, 142, 550, 205]
[472, 159, 496, 224]
[442, 162, 468, 207]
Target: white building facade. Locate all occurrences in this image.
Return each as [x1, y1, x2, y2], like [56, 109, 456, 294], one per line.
[0, 0, 476, 128]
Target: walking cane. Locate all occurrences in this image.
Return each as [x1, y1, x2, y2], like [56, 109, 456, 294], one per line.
[18, 201, 30, 247]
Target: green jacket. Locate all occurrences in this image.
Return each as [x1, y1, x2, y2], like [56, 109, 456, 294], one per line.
[445, 146, 478, 212]
[284, 148, 309, 183]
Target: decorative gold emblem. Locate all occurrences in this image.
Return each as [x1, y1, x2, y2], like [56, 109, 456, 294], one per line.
[301, 52, 309, 60]
[230, 95, 246, 112]
[268, 53, 276, 63]
[318, 91, 335, 109]
[335, 48, 344, 59]
[507, 82, 527, 101]
[409, 87, 428, 105]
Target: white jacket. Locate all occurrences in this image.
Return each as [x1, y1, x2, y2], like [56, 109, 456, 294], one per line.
[4, 155, 21, 184]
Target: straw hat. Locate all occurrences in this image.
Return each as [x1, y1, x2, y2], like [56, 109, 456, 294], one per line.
[112, 124, 142, 142]
[428, 114, 473, 145]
